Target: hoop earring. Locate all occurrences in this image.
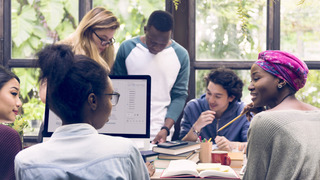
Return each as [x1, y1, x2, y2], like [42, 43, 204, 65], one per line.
[278, 84, 283, 88]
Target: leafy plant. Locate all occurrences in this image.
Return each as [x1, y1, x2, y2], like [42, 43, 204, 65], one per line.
[12, 0, 78, 59]
[7, 116, 29, 141]
[11, 68, 44, 135]
[10, 0, 165, 136]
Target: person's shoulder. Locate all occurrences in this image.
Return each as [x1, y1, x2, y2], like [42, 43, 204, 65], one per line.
[117, 37, 142, 56]
[0, 124, 20, 138]
[98, 135, 137, 149]
[187, 94, 205, 105]
[171, 40, 188, 54]
[250, 111, 272, 125]
[15, 141, 44, 163]
[185, 94, 207, 110]
[171, 40, 186, 49]
[250, 110, 294, 130]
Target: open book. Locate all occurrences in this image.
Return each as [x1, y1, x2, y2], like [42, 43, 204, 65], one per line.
[160, 160, 240, 179]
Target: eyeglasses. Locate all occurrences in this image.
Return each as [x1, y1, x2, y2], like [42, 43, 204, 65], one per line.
[93, 30, 115, 46]
[105, 92, 120, 106]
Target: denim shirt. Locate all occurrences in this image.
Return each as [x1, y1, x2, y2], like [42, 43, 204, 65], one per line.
[15, 123, 150, 180]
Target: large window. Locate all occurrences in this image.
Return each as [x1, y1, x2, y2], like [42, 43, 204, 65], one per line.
[11, 0, 79, 59]
[2, 0, 165, 139]
[93, 0, 165, 51]
[2, 0, 320, 140]
[196, 0, 266, 61]
[281, 0, 320, 60]
[8, 0, 80, 137]
[187, 0, 320, 107]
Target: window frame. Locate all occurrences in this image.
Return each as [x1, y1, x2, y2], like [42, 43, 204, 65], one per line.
[1, 0, 92, 68]
[168, 0, 320, 101]
[2, 0, 320, 141]
[3, 0, 320, 96]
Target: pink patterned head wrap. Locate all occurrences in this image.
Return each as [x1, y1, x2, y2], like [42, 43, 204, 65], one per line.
[255, 50, 309, 91]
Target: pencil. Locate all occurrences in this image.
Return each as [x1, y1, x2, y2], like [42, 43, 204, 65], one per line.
[217, 110, 248, 132]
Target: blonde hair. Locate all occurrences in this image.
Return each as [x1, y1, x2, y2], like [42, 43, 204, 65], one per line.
[59, 7, 119, 71]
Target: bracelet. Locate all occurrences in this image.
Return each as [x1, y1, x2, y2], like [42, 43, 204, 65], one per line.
[192, 125, 200, 137]
[161, 126, 170, 136]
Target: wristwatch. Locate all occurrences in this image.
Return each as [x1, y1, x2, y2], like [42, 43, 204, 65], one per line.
[161, 126, 170, 136]
[192, 125, 200, 137]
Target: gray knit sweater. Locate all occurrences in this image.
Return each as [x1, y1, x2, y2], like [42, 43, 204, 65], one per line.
[243, 110, 320, 180]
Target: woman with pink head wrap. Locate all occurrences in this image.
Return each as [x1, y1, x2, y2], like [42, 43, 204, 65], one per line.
[255, 50, 308, 92]
[243, 50, 320, 180]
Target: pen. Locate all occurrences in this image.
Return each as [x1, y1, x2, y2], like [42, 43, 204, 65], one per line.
[208, 138, 212, 142]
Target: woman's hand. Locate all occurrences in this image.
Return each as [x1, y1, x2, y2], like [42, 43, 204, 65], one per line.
[242, 102, 265, 121]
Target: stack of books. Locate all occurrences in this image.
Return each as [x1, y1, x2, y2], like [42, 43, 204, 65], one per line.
[140, 150, 159, 163]
[151, 141, 201, 169]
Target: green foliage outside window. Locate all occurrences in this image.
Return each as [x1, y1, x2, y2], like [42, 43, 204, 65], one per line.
[195, 0, 320, 107]
[10, 0, 165, 135]
[11, 0, 78, 59]
[7, 0, 320, 136]
[196, 0, 266, 60]
[93, 0, 165, 43]
[10, 0, 79, 136]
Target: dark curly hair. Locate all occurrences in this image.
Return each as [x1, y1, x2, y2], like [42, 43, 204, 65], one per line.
[205, 68, 243, 102]
[146, 10, 173, 32]
[37, 44, 109, 123]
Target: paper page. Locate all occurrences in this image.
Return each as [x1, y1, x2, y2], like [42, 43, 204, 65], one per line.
[196, 163, 221, 171]
[199, 165, 239, 179]
[161, 160, 199, 177]
[212, 144, 219, 150]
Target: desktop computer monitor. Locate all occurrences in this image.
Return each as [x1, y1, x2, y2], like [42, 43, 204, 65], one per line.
[42, 75, 151, 149]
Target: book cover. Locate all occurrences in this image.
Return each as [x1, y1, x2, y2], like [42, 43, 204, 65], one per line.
[160, 159, 240, 179]
[188, 151, 199, 163]
[228, 152, 244, 168]
[152, 141, 200, 155]
[158, 150, 195, 160]
[140, 150, 159, 162]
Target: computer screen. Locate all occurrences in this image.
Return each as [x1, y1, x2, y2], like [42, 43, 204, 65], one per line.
[42, 75, 151, 139]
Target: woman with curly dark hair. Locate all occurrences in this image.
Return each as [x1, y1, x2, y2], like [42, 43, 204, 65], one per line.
[180, 67, 249, 151]
[14, 44, 149, 180]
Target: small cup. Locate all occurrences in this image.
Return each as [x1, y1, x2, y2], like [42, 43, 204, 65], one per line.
[211, 150, 231, 166]
[199, 141, 212, 163]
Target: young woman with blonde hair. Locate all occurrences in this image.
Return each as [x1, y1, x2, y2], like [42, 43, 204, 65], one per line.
[37, 6, 120, 142]
[59, 6, 120, 71]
